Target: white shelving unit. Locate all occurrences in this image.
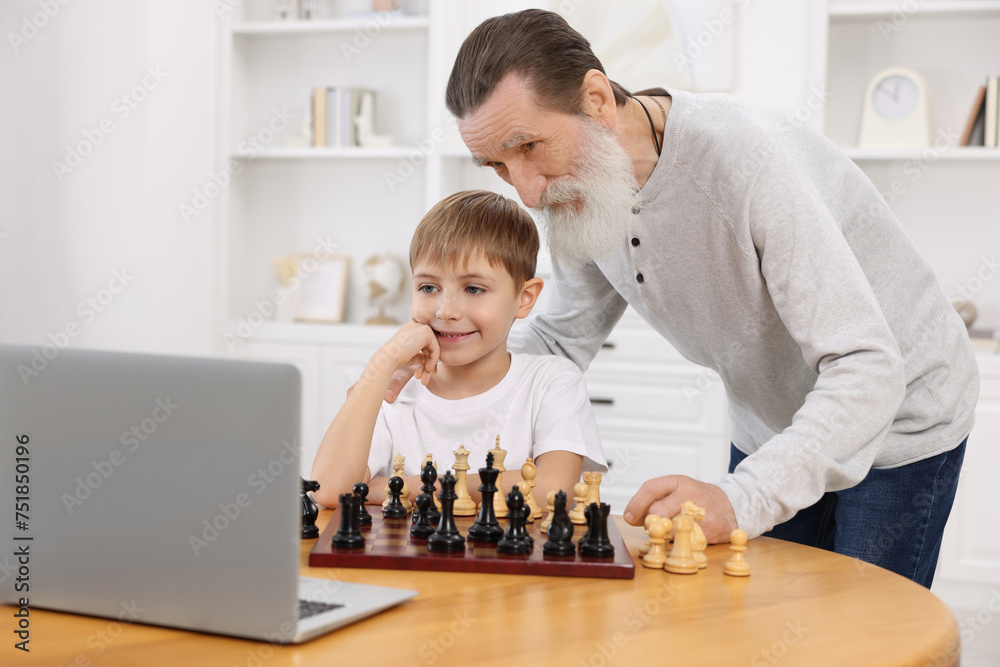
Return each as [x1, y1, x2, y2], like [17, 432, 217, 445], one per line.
[822, 0, 1000, 604]
[214, 1, 729, 500]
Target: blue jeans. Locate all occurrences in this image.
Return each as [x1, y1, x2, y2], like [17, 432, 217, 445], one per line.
[728, 438, 966, 588]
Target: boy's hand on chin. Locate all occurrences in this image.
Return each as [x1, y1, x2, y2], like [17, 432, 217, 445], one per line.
[387, 321, 440, 386]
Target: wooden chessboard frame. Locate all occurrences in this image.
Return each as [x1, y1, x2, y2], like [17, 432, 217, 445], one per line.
[309, 509, 635, 579]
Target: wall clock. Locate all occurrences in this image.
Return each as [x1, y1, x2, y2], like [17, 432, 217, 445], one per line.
[858, 67, 931, 149]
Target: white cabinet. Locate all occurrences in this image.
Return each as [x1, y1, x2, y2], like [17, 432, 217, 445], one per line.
[822, 1, 1000, 327]
[937, 351, 1000, 589]
[585, 310, 729, 510]
[820, 1, 1000, 601]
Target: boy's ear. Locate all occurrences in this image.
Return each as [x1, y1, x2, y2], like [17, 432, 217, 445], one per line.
[515, 277, 544, 319]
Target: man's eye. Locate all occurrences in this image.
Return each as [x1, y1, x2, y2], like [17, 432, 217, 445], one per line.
[523, 142, 536, 152]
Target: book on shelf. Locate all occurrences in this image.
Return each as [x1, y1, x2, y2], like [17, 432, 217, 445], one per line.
[311, 87, 375, 148]
[959, 77, 999, 148]
[986, 76, 999, 148]
[311, 86, 326, 147]
[959, 84, 986, 147]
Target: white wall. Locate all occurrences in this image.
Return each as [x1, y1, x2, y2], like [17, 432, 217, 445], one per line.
[0, 0, 216, 356]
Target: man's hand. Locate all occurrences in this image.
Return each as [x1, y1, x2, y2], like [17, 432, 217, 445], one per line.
[623, 475, 738, 544]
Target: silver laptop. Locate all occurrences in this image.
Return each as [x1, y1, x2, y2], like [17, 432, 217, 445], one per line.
[0, 344, 416, 643]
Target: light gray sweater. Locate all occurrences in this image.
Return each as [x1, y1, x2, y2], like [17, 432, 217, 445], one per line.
[509, 87, 979, 538]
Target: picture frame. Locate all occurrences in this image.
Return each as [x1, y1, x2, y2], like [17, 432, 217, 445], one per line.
[292, 254, 350, 323]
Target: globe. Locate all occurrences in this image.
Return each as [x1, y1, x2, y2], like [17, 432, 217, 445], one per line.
[363, 253, 406, 325]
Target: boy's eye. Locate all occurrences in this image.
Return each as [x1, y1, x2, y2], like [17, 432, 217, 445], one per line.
[466, 285, 485, 295]
[417, 285, 438, 294]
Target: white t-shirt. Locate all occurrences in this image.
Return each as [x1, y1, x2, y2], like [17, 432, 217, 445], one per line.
[366, 353, 606, 479]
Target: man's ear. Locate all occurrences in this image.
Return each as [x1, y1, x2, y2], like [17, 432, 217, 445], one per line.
[580, 69, 618, 129]
[515, 277, 544, 319]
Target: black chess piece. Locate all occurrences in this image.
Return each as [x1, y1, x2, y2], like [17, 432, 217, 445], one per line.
[419, 460, 442, 525]
[580, 502, 615, 558]
[497, 486, 532, 555]
[543, 490, 576, 557]
[331, 493, 365, 549]
[353, 482, 372, 527]
[468, 451, 504, 544]
[410, 492, 436, 540]
[383, 476, 408, 518]
[301, 478, 320, 540]
[428, 471, 466, 553]
[578, 504, 592, 550]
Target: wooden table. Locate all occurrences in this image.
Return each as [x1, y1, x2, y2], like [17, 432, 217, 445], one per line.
[1, 510, 959, 667]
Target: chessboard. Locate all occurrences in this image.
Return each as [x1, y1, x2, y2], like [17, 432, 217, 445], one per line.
[308, 509, 636, 579]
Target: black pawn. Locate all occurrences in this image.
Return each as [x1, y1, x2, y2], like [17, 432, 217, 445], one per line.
[331, 493, 365, 549]
[300, 478, 320, 540]
[353, 482, 372, 526]
[382, 476, 408, 518]
[468, 451, 503, 544]
[580, 503, 615, 558]
[419, 460, 442, 525]
[543, 490, 576, 557]
[428, 471, 466, 553]
[497, 486, 532, 555]
[578, 504, 592, 549]
[410, 493, 436, 540]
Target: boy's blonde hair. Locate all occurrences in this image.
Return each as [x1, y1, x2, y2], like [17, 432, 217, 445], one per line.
[409, 190, 539, 286]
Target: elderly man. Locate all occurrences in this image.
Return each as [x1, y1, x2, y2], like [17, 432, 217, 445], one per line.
[416, 8, 976, 587]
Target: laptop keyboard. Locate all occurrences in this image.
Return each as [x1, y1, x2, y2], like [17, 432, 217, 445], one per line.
[299, 599, 344, 620]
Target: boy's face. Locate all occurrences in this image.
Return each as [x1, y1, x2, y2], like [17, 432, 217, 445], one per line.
[410, 252, 536, 370]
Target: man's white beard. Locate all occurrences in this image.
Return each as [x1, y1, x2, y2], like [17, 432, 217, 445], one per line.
[533, 118, 641, 268]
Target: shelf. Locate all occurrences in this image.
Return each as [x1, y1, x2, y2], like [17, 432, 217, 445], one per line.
[829, 1, 1000, 20]
[841, 147, 1000, 161]
[231, 146, 423, 160]
[232, 15, 430, 36]
[229, 320, 398, 345]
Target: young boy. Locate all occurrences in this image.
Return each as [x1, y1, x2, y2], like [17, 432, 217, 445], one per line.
[311, 190, 606, 509]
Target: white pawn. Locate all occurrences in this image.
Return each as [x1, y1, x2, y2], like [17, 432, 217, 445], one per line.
[520, 457, 543, 519]
[724, 529, 751, 577]
[569, 482, 588, 525]
[540, 490, 556, 534]
[642, 515, 673, 569]
[383, 453, 410, 511]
